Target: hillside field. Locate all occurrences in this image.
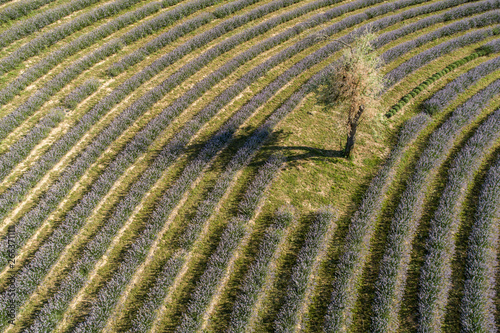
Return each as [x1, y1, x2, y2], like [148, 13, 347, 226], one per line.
[0, 0, 499, 331]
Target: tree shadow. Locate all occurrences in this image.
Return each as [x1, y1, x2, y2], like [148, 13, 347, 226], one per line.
[263, 145, 345, 163]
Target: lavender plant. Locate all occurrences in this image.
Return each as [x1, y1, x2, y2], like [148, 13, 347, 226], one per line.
[227, 206, 296, 333]
[421, 54, 500, 115]
[0, 1, 353, 324]
[126, 251, 186, 333]
[0, 0, 162, 107]
[62, 79, 101, 110]
[0, 0, 470, 222]
[460, 156, 500, 333]
[417, 108, 500, 333]
[0, 0, 56, 23]
[0, 0, 425, 279]
[0, 0, 307, 235]
[1, 0, 482, 328]
[73, 153, 283, 333]
[274, 208, 338, 333]
[384, 26, 500, 87]
[370, 80, 500, 333]
[381, 11, 500, 66]
[322, 113, 430, 333]
[175, 155, 284, 333]
[0, 0, 100, 49]
[0, 109, 64, 183]
[0, 0, 147, 76]
[0, 40, 123, 221]
[372, 0, 500, 51]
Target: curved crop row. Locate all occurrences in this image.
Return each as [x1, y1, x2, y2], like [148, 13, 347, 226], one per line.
[0, 0, 296, 247]
[0, 0, 335, 295]
[0, 109, 64, 184]
[106, 0, 263, 76]
[274, 208, 338, 333]
[0, 0, 190, 108]
[1, 0, 494, 330]
[417, 107, 500, 333]
[0, 39, 122, 226]
[20, 10, 358, 324]
[321, 112, 430, 332]
[70, 44, 334, 330]
[0, 1, 470, 244]
[421, 52, 500, 115]
[0, 0, 472, 302]
[227, 206, 296, 333]
[384, 25, 500, 87]
[381, 10, 500, 65]
[0, 0, 438, 308]
[373, 0, 500, 51]
[0, 0, 56, 24]
[70, 130, 285, 332]
[175, 154, 284, 333]
[5, 1, 368, 325]
[370, 79, 500, 333]
[62, 79, 101, 110]
[0, 0, 148, 76]
[460, 156, 500, 333]
[129, 166, 289, 333]
[0, 0, 103, 50]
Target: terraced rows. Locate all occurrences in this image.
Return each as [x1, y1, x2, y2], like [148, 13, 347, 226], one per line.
[0, 0, 499, 331]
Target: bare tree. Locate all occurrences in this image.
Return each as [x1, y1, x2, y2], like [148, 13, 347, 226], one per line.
[314, 32, 384, 158]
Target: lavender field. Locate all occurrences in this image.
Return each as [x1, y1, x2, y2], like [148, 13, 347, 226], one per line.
[0, 0, 498, 331]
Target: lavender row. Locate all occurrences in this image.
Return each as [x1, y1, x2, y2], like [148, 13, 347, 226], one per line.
[322, 113, 430, 333]
[18, 1, 359, 322]
[460, 156, 500, 333]
[62, 79, 101, 110]
[113, 0, 471, 77]
[0, 0, 162, 108]
[0, 0, 408, 288]
[0, 0, 55, 23]
[14, 0, 365, 325]
[108, 0, 264, 76]
[0, 0, 331, 286]
[0, 0, 461, 286]
[381, 9, 500, 65]
[0, 109, 64, 184]
[133, 64, 345, 333]
[0, 0, 467, 220]
[0, 0, 157, 142]
[72, 129, 284, 332]
[0, 0, 146, 76]
[421, 54, 500, 115]
[372, 0, 500, 51]
[227, 206, 296, 333]
[175, 155, 284, 332]
[125, 251, 185, 333]
[107, 0, 343, 76]
[417, 108, 500, 332]
[107, 13, 213, 77]
[274, 208, 337, 333]
[0, 0, 237, 107]
[385, 26, 500, 87]
[70, 43, 333, 332]
[0, 0, 300, 237]
[370, 79, 500, 333]
[24, 39, 294, 328]
[0, 40, 123, 220]
[5, 0, 468, 324]
[0, 0, 101, 49]
[386, 50, 490, 117]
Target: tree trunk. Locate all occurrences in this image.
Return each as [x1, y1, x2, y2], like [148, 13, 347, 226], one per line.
[344, 105, 364, 158]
